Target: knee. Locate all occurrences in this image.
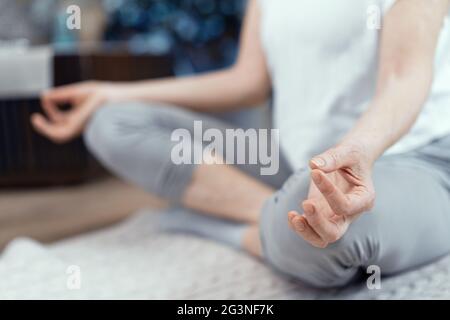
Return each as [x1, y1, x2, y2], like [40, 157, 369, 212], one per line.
[312, 225, 379, 288]
[269, 226, 378, 288]
[261, 170, 379, 288]
[84, 102, 161, 162]
[84, 103, 122, 158]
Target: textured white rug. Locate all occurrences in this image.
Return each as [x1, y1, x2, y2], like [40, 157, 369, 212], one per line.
[1, 210, 450, 300]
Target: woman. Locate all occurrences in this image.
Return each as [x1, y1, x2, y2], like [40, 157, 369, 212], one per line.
[32, 0, 450, 288]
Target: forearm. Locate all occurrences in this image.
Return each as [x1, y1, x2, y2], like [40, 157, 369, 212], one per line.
[115, 65, 270, 113]
[340, 0, 449, 163]
[110, 0, 268, 113]
[343, 59, 433, 162]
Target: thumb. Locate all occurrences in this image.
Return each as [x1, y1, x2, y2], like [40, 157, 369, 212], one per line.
[310, 147, 352, 172]
[71, 94, 105, 129]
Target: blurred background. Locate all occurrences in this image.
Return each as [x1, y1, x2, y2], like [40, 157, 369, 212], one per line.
[0, 0, 245, 74]
[0, 0, 261, 250]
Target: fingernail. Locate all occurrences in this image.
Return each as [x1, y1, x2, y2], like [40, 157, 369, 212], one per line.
[296, 220, 305, 231]
[312, 157, 326, 168]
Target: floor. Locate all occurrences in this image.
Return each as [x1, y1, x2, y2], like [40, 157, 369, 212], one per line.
[2, 177, 450, 299]
[3, 210, 450, 299]
[0, 176, 166, 250]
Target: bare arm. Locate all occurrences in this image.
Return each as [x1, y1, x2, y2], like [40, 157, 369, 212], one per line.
[342, 0, 450, 162]
[290, 0, 450, 248]
[117, 0, 270, 112]
[32, 0, 270, 142]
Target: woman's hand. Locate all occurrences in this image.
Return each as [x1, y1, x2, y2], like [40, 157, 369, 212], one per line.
[288, 143, 375, 248]
[31, 81, 126, 143]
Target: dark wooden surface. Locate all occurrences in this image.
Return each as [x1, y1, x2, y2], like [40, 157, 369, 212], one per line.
[0, 51, 173, 187]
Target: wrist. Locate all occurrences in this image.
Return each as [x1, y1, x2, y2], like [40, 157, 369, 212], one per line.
[340, 109, 395, 164]
[337, 136, 379, 168]
[96, 82, 139, 105]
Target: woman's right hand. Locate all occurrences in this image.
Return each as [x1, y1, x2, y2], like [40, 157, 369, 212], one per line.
[31, 81, 126, 143]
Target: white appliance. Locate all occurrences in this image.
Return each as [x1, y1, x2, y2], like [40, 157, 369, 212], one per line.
[0, 44, 53, 98]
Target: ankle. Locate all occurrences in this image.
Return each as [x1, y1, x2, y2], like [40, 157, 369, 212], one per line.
[242, 226, 262, 257]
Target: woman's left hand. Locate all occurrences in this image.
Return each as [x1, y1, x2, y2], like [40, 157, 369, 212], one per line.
[288, 143, 376, 248]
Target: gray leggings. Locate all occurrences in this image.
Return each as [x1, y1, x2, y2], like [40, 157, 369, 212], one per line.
[84, 102, 450, 288]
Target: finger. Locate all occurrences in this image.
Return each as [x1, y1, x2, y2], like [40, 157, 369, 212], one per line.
[41, 86, 79, 107]
[40, 84, 86, 117]
[42, 83, 84, 102]
[41, 94, 66, 122]
[288, 211, 328, 248]
[287, 211, 297, 229]
[30, 113, 70, 144]
[300, 192, 330, 216]
[311, 170, 351, 215]
[37, 93, 102, 140]
[40, 87, 79, 122]
[302, 201, 341, 243]
[287, 211, 300, 236]
[310, 146, 353, 173]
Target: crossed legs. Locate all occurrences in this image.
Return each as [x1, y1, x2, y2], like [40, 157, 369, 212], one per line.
[84, 102, 287, 257]
[85, 102, 450, 288]
[181, 162, 273, 256]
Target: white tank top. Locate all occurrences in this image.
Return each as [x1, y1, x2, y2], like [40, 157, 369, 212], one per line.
[259, 0, 450, 169]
